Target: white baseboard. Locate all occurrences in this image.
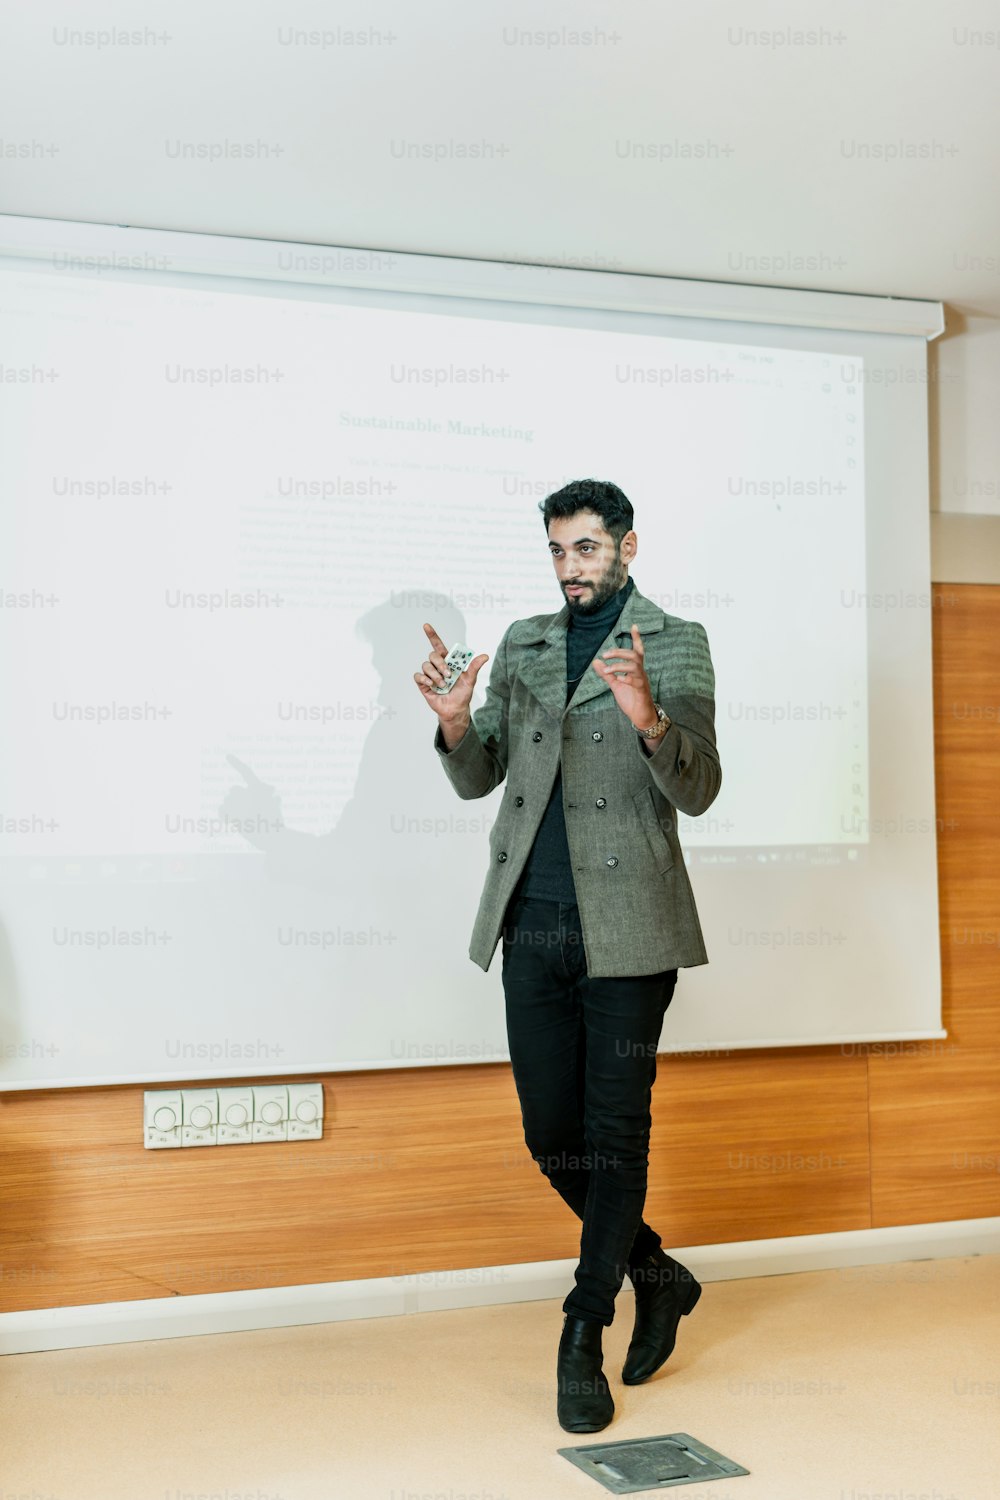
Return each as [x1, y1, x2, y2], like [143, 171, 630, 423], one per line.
[2, 1215, 998, 1357]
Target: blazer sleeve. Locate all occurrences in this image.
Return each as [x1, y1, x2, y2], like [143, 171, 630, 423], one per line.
[635, 620, 721, 818]
[433, 624, 513, 800]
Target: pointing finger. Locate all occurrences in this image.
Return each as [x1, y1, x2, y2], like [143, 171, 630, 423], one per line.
[226, 753, 265, 787]
[422, 622, 447, 654]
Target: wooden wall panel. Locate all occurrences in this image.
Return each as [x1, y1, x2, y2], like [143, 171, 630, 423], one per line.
[646, 1049, 871, 1246]
[868, 583, 1000, 1225]
[1, 584, 996, 1314]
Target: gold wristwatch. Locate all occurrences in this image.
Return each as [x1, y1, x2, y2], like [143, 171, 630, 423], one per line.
[636, 702, 671, 739]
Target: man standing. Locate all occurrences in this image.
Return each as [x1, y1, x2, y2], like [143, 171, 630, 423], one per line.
[414, 478, 721, 1432]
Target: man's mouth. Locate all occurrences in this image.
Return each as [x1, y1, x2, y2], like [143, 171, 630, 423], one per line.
[565, 584, 588, 597]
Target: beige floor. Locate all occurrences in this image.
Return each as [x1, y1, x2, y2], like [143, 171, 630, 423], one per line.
[2, 1253, 998, 1500]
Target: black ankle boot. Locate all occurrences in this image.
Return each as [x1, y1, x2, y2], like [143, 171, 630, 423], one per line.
[622, 1248, 701, 1385]
[556, 1314, 614, 1432]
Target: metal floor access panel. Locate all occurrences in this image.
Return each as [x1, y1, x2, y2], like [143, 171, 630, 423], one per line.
[558, 1431, 750, 1493]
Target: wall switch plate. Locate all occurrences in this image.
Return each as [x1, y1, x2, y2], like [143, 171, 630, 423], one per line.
[144, 1089, 184, 1148]
[251, 1084, 289, 1142]
[288, 1081, 324, 1140]
[180, 1087, 218, 1147]
[216, 1086, 254, 1145]
[144, 1082, 323, 1148]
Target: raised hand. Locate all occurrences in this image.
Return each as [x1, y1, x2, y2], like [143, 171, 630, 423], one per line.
[414, 622, 489, 723]
[591, 623, 657, 728]
[220, 753, 284, 845]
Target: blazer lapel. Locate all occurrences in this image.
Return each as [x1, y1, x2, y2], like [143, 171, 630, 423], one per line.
[514, 609, 570, 723]
[513, 584, 666, 720]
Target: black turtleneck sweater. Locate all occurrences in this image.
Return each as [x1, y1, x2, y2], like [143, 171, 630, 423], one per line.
[512, 574, 636, 905]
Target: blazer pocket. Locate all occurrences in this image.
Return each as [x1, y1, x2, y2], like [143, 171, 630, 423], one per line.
[632, 785, 675, 875]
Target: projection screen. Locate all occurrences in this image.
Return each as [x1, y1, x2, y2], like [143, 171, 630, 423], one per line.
[0, 220, 945, 1086]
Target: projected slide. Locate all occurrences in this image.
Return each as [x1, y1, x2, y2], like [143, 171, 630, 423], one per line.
[0, 257, 941, 1084]
[6, 273, 866, 861]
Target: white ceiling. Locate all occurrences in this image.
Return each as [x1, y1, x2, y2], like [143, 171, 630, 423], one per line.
[3, 0, 1000, 533]
[2, 0, 999, 314]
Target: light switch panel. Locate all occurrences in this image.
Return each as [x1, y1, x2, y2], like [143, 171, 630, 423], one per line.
[144, 1089, 183, 1149]
[287, 1080, 322, 1134]
[217, 1085, 254, 1145]
[144, 1082, 320, 1148]
[252, 1084, 289, 1142]
[288, 1081, 324, 1140]
[180, 1088, 218, 1147]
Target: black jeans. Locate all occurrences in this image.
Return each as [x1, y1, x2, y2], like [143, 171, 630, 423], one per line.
[501, 894, 678, 1326]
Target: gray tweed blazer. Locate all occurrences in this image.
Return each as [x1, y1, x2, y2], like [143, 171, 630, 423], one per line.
[433, 582, 721, 978]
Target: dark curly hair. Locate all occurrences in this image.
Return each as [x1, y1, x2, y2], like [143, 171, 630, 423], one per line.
[539, 478, 634, 551]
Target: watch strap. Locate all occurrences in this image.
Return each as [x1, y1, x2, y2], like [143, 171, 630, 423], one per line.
[636, 702, 671, 739]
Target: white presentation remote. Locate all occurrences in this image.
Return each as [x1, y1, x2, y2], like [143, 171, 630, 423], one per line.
[432, 643, 475, 694]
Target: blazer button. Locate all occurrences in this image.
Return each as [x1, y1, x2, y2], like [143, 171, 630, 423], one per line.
[532, 731, 543, 742]
[606, 856, 619, 867]
[595, 797, 606, 808]
[497, 852, 508, 862]
[514, 796, 524, 807]
[592, 731, 603, 742]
